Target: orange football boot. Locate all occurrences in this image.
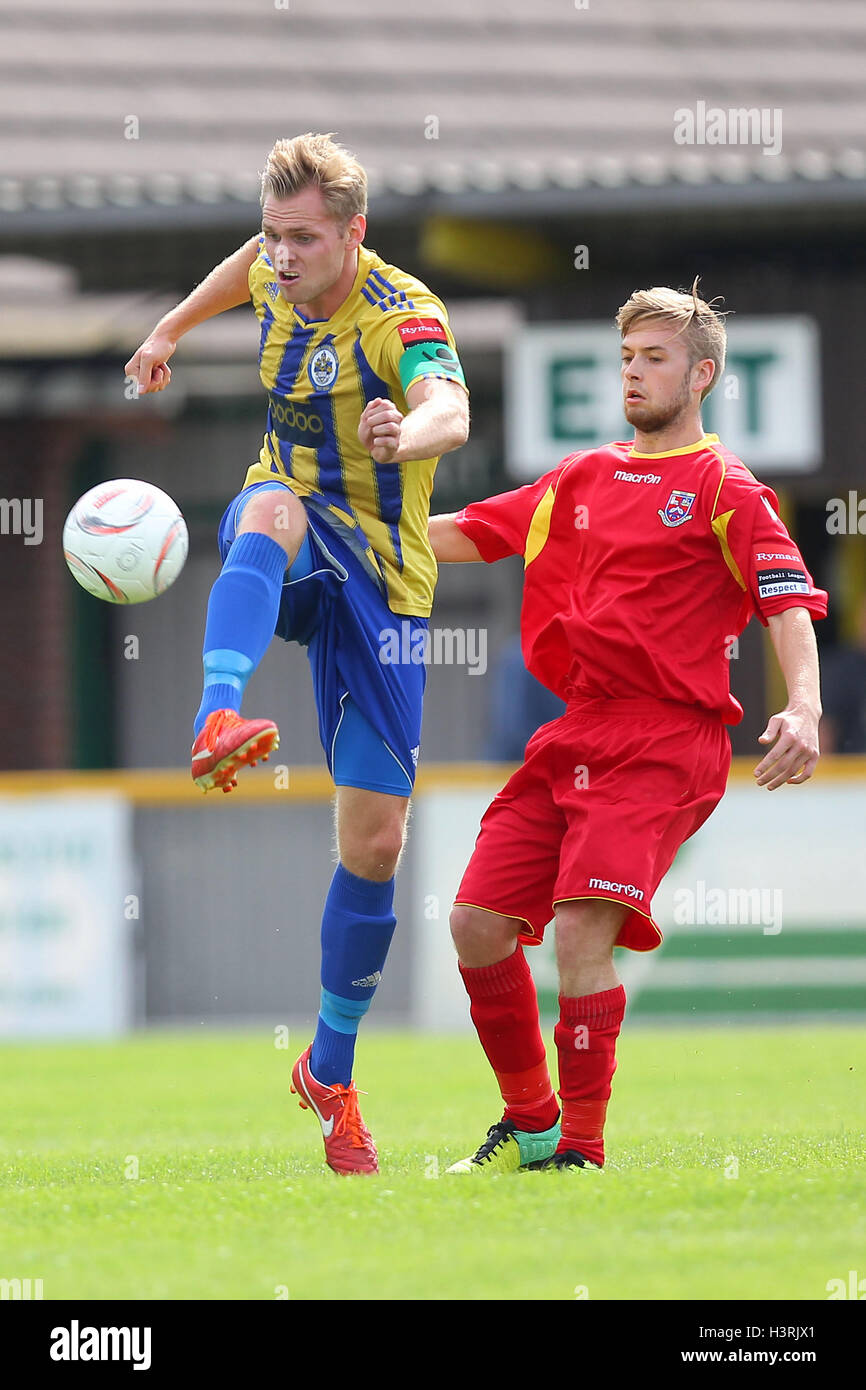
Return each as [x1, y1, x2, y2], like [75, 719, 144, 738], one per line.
[191, 708, 279, 793]
[290, 1044, 379, 1175]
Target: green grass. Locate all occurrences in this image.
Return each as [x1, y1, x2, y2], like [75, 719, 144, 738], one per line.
[0, 1027, 863, 1301]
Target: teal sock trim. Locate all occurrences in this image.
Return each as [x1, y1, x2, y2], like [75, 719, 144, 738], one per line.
[318, 986, 372, 1036]
[203, 648, 255, 693]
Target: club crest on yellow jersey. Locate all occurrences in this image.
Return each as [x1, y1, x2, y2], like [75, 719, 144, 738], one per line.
[244, 242, 468, 616]
[308, 344, 339, 390]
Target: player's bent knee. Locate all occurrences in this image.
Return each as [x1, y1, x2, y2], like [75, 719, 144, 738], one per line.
[341, 824, 405, 881]
[449, 905, 478, 955]
[449, 904, 518, 959]
[237, 488, 307, 554]
[554, 898, 626, 953]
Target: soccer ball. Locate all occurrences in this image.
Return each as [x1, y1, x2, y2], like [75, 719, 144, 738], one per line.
[63, 479, 188, 604]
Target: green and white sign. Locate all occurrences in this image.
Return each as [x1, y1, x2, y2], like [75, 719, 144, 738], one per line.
[506, 316, 821, 479]
[411, 779, 866, 1029]
[0, 796, 135, 1037]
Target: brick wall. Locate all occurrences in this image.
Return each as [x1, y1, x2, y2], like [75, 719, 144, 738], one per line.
[0, 421, 82, 769]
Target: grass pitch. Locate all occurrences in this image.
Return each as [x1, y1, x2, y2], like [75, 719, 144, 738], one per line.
[0, 1026, 863, 1301]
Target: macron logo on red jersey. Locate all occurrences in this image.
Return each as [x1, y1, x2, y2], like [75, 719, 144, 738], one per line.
[613, 469, 662, 485]
[588, 876, 645, 901]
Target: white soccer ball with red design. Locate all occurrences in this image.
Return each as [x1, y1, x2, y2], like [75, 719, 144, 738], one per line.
[63, 479, 188, 604]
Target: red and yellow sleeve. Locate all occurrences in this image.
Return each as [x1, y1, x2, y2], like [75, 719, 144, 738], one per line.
[454, 464, 568, 564]
[364, 305, 467, 402]
[715, 483, 828, 626]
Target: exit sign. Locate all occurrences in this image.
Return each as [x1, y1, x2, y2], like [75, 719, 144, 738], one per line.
[506, 317, 821, 479]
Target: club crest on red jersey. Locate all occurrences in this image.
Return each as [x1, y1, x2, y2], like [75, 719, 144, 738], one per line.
[658, 489, 697, 527]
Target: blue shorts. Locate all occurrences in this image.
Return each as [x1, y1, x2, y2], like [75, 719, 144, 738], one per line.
[217, 481, 427, 796]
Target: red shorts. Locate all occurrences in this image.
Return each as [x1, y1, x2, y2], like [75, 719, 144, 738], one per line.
[455, 697, 731, 953]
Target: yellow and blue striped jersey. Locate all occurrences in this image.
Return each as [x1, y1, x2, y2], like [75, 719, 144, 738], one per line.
[243, 241, 467, 616]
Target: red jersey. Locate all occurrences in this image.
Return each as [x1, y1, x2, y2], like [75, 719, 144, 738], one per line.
[455, 434, 828, 724]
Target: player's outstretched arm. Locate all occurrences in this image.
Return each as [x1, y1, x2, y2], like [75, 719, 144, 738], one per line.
[754, 607, 822, 790]
[125, 234, 261, 394]
[428, 513, 483, 563]
[359, 378, 469, 464]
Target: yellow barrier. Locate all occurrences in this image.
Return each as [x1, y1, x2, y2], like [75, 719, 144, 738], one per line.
[0, 758, 864, 804]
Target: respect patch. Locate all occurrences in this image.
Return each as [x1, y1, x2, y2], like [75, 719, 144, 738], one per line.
[756, 566, 810, 598]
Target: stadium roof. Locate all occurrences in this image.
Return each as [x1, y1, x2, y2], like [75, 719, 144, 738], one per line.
[1, 0, 865, 229]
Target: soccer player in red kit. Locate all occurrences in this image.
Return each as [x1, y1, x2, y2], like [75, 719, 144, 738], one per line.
[428, 282, 827, 1173]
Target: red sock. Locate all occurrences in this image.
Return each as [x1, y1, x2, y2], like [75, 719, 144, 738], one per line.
[459, 948, 559, 1133]
[554, 985, 626, 1167]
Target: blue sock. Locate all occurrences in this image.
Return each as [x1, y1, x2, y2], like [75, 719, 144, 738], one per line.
[310, 864, 397, 1087]
[193, 531, 288, 736]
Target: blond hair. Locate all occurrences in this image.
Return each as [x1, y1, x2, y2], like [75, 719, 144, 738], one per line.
[616, 278, 728, 401]
[260, 132, 367, 226]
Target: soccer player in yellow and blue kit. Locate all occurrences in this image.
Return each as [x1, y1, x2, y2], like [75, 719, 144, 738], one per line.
[126, 134, 469, 1174]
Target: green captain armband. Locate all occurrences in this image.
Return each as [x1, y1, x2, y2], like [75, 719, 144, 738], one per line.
[399, 340, 466, 395]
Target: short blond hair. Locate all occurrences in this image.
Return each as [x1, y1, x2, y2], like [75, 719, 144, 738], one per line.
[616, 278, 728, 401]
[260, 132, 367, 226]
